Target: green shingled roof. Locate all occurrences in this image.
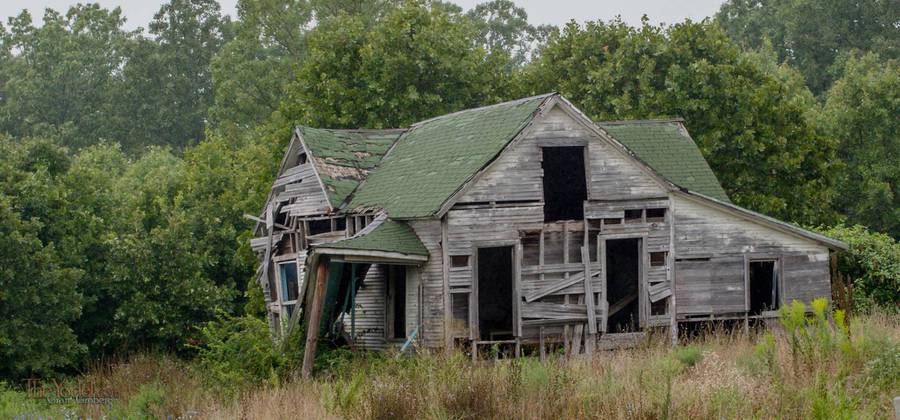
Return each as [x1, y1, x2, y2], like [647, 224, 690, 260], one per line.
[322, 219, 428, 256]
[298, 127, 404, 207]
[599, 121, 731, 202]
[347, 94, 551, 218]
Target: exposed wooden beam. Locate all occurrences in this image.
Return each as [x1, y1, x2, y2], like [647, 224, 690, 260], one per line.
[301, 258, 329, 379]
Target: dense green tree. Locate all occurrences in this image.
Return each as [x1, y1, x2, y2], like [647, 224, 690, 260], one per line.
[819, 54, 899, 238]
[716, 0, 900, 94]
[210, 0, 313, 131]
[0, 137, 84, 379]
[465, 0, 554, 68]
[114, 0, 233, 152]
[519, 19, 839, 225]
[284, 0, 508, 128]
[0, 6, 134, 149]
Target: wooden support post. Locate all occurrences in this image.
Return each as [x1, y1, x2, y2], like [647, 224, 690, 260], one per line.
[539, 327, 546, 362]
[301, 258, 329, 379]
[581, 246, 597, 356]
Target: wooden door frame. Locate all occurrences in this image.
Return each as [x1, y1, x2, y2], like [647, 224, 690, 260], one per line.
[598, 233, 649, 331]
[470, 240, 520, 340]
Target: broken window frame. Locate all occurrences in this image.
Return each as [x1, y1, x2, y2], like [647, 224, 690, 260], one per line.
[745, 255, 783, 315]
[450, 255, 470, 268]
[650, 251, 668, 267]
[646, 208, 667, 223]
[274, 256, 301, 324]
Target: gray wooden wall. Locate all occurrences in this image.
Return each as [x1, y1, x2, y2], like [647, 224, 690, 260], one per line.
[672, 194, 831, 316]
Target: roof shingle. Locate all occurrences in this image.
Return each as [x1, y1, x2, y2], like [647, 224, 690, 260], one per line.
[599, 121, 731, 202]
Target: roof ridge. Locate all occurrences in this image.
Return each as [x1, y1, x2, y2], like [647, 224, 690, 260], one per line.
[600, 118, 685, 125]
[410, 92, 557, 127]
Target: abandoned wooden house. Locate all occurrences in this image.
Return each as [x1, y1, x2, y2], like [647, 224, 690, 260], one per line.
[249, 93, 847, 376]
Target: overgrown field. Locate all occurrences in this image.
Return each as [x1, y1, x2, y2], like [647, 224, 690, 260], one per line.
[3, 304, 897, 419]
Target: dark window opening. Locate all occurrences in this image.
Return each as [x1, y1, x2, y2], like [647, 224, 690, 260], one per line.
[298, 152, 308, 165]
[477, 246, 514, 340]
[335, 217, 347, 231]
[650, 252, 667, 267]
[646, 208, 666, 222]
[541, 147, 587, 222]
[308, 219, 332, 236]
[749, 260, 779, 315]
[450, 255, 470, 268]
[387, 266, 407, 339]
[651, 297, 668, 316]
[606, 238, 641, 333]
[624, 209, 643, 223]
[279, 262, 299, 302]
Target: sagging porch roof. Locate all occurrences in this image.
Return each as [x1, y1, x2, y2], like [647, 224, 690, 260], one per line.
[313, 215, 428, 262]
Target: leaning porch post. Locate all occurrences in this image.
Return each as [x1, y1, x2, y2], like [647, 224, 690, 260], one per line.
[302, 256, 330, 379]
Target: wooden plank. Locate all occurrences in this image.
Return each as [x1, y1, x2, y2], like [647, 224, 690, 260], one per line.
[524, 267, 600, 302]
[521, 301, 603, 319]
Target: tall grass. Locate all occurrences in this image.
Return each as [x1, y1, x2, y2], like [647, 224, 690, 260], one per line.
[1, 306, 896, 419]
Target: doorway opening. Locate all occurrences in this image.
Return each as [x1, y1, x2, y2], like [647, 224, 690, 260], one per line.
[477, 246, 514, 340]
[542, 146, 587, 222]
[748, 260, 779, 315]
[386, 265, 407, 340]
[605, 238, 641, 333]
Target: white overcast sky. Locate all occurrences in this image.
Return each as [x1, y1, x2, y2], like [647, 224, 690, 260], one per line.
[1, 0, 724, 30]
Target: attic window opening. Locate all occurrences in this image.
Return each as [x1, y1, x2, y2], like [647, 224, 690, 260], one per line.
[307, 219, 332, 236]
[298, 152, 308, 165]
[646, 208, 666, 223]
[541, 146, 587, 222]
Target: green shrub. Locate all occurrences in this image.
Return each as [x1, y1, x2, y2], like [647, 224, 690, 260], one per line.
[107, 382, 167, 419]
[672, 345, 704, 367]
[194, 314, 286, 393]
[818, 225, 900, 310]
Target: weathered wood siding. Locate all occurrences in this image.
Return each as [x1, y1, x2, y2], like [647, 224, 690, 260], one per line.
[344, 264, 386, 351]
[407, 219, 445, 347]
[672, 194, 831, 315]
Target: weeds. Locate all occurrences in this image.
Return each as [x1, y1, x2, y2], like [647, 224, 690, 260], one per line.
[1, 310, 895, 419]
